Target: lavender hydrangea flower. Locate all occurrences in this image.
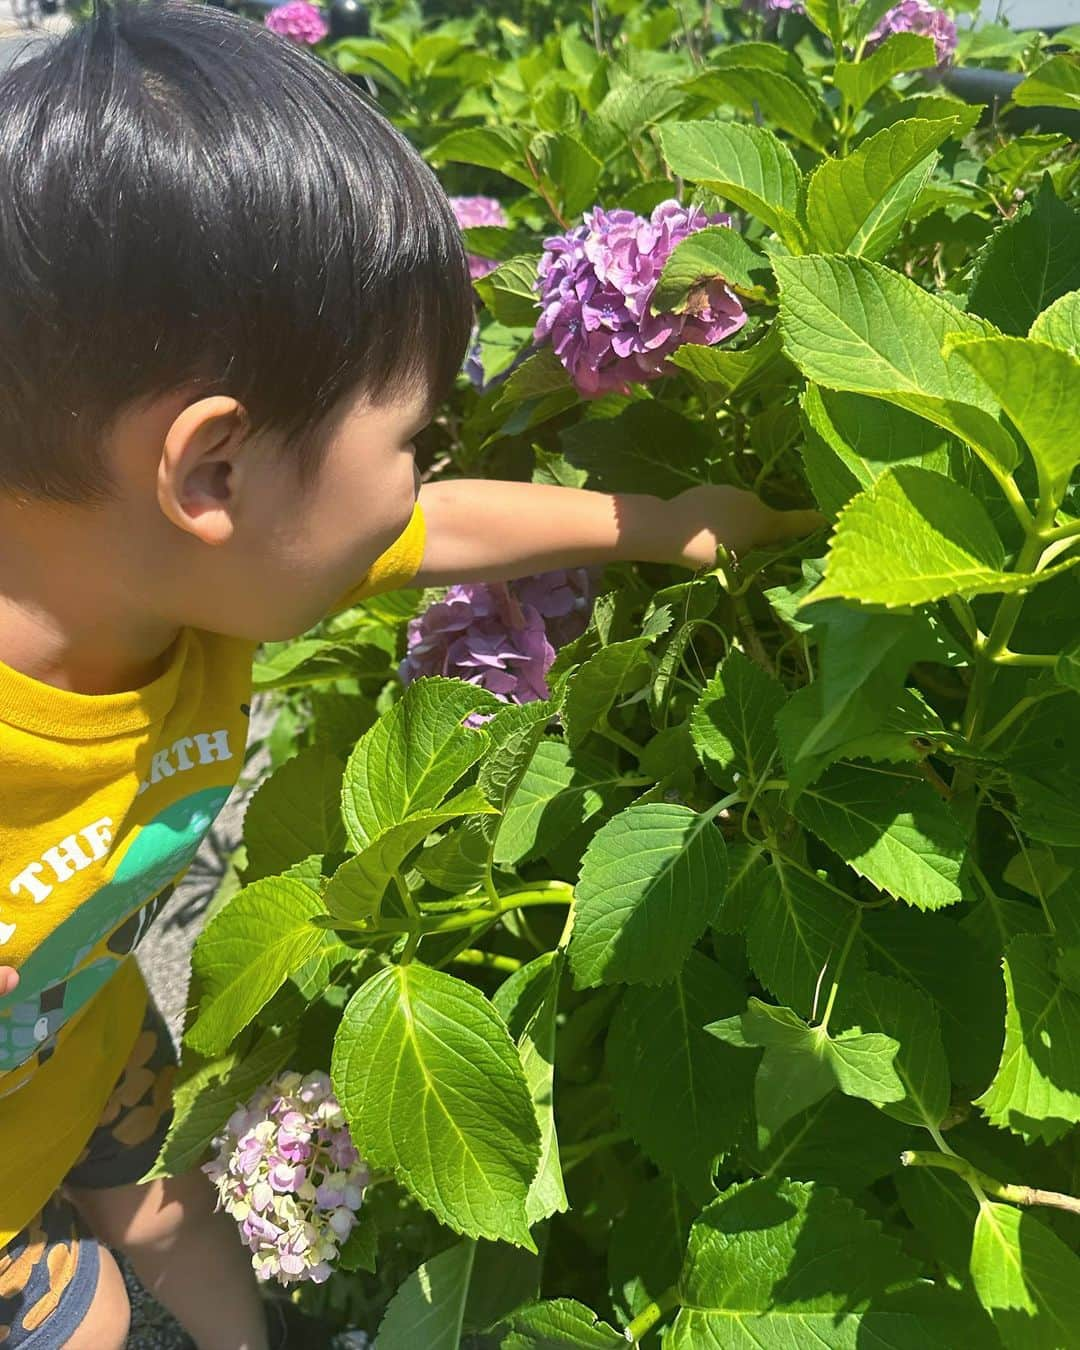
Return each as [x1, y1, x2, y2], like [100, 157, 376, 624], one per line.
[534, 200, 747, 398]
[204, 1071, 368, 1286]
[867, 1, 957, 66]
[400, 570, 593, 710]
[744, 0, 803, 11]
[265, 1, 329, 44]
[450, 196, 509, 281]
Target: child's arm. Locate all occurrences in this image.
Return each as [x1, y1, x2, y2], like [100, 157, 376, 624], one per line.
[0, 968, 18, 996]
[414, 481, 821, 587]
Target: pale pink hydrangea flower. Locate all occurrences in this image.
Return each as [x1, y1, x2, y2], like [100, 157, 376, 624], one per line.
[534, 200, 747, 398]
[450, 196, 509, 281]
[265, 1, 329, 45]
[400, 570, 593, 713]
[203, 1070, 368, 1286]
[868, 1, 957, 66]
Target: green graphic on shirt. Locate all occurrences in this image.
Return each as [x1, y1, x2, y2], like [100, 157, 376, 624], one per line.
[0, 787, 230, 1073]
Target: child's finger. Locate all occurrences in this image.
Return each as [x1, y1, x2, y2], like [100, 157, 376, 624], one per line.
[0, 967, 19, 997]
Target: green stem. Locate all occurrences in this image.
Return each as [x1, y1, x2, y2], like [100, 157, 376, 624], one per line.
[980, 686, 1068, 752]
[815, 910, 863, 1034]
[962, 506, 1053, 747]
[991, 650, 1056, 668]
[623, 1286, 681, 1343]
[452, 949, 522, 974]
[1041, 515, 1080, 544]
[901, 1150, 1080, 1216]
[560, 1129, 631, 1173]
[393, 872, 418, 920]
[598, 720, 645, 760]
[328, 883, 574, 939]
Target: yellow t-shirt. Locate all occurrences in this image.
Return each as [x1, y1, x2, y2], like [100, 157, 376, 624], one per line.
[0, 507, 425, 1244]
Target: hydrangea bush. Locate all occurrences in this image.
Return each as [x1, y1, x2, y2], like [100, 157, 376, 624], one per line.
[155, 1, 1080, 1344]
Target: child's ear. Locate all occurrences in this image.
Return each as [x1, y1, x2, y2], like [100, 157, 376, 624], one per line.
[157, 396, 251, 545]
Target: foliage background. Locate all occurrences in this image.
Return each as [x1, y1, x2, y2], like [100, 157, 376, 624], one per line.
[154, 1, 1080, 1344]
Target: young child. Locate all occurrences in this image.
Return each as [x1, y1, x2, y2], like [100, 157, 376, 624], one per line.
[0, 3, 817, 1346]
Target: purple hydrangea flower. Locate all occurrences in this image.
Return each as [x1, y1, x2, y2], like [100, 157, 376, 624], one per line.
[400, 570, 594, 711]
[450, 196, 509, 281]
[265, 1, 329, 44]
[534, 200, 748, 398]
[204, 1071, 368, 1286]
[867, 1, 957, 66]
[744, 0, 803, 11]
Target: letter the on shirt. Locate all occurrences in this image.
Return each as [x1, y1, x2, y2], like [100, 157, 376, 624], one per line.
[41, 835, 93, 885]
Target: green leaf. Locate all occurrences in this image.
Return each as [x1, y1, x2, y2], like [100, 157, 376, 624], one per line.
[479, 699, 554, 814]
[145, 1025, 297, 1180]
[800, 384, 950, 518]
[561, 401, 714, 495]
[970, 1202, 1080, 1350]
[341, 678, 498, 849]
[778, 602, 943, 790]
[375, 1241, 476, 1350]
[562, 637, 652, 748]
[710, 998, 903, 1141]
[807, 118, 958, 260]
[745, 1092, 912, 1194]
[986, 134, 1071, 196]
[792, 763, 966, 910]
[590, 71, 686, 135]
[813, 466, 1063, 607]
[473, 255, 543, 328]
[608, 1175, 695, 1323]
[947, 336, 1080, 503]
[968, 180, 1080, 336]
[690, 650, 784, 789]
[975, 935, 1080, 1144]
[493, 740, 629, 867]
[332, 964, 540, 1246]
[652, 225, 771, 312]
[501, 1299, 624, 1350]
[775, 254, 1018, 474]
[251, 638, 391, 692]
[686, 63, 831, 152]
[671, 1178, 969, 1348]
[746, 863, 864, 1019]
[854, 973, 950, 1129]
[659, 121, 807, 252]
[241, 748, 345, 883]
[669, 324, 785, 396]
[428, 125, 533, 187]
[803, 0, 843, 46]
[187, 877, 331, 1055]
[323, 789, 496, 920]
[1030, 290, 1080, 354]
[1013, 54, 1080, 112]
[495, 952, 568, 1226]
[834, 34, 939, 112]
[862, 907, 1006, 1091]
[608, 952, 753, 1196]
[569, 802, 728, 988]
[527, 132, 601, 219]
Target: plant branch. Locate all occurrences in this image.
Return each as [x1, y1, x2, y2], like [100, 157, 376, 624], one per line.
[623, 1287, 681, 1343]
[452, 949, 522, 974]
[901, 1150, 1080, 1217]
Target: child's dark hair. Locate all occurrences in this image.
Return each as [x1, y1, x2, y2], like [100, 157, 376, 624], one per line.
[0, 0, 473, 501]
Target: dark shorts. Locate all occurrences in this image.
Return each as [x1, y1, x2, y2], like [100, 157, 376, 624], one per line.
[0, 1000, 176, 1348]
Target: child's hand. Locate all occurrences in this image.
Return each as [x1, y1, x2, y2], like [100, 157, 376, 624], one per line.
[0, 967, 19, 997]
[661, 485, 824, 570]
